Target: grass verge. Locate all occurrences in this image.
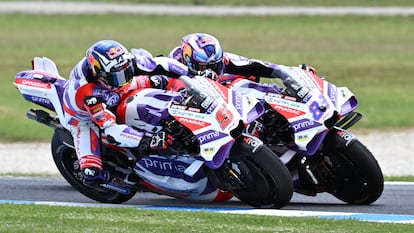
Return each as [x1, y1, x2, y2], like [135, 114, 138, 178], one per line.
[2, 14, 414, 141]
[1, 204, 413, 233]
[2, 0, 414, 6]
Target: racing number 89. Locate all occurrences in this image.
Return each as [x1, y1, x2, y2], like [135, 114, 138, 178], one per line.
[309, 95, 328, 121]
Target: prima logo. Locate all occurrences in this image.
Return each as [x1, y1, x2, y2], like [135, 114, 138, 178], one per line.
[198, 130, 220, 144]
[140, 157, 187, 173]
[292, 119, 316, 132]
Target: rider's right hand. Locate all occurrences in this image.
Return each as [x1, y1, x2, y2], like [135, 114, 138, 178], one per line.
[149, 131, 173, 150]
[84, 96, 116, 129]
[282, 77, 310, 100]
[188, 67, 218, 80]
[197, 69, 218, 80]
[138, 131, 173, 151]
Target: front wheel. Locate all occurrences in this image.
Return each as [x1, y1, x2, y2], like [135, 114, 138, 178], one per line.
[318, 138, 384, 204]
[51, 131, 137, 203]
[215, 144, 293, 208]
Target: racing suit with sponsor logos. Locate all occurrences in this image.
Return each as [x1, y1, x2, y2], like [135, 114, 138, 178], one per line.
[168, 46, 311, 137]
[63, 52, 189, 181]
[168, 46, 310, 97]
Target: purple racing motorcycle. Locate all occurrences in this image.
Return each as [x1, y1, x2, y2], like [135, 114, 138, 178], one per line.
[231, 66, 384, 204]
[14, 57, 293, 208]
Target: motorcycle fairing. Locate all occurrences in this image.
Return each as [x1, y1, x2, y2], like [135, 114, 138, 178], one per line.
[167, 76, 247, 168]
[204, 77, 265, 125]
[13, 57, 239, 203]
[134, 155, 224, 201]
[336, 87, 358, 115]
[262, 67, 360, 155]
[288, 66, 359, 115]
[116, 88, 182, 133]
[14, 70, 67, 122]
[168, 101, 237, 167]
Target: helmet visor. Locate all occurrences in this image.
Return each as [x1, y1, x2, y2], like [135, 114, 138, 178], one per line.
[194, 60, 223, 75]
[99, 62, 134, 88]
[111, 63, 134, 87]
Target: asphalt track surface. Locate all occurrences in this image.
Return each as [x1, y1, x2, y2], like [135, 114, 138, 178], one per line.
[1, 177, 414, 220]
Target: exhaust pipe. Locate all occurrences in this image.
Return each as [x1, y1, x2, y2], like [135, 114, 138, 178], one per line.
[26, 108, 62, 129]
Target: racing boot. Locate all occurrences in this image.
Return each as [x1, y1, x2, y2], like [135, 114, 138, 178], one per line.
[82, 167, 110, 188]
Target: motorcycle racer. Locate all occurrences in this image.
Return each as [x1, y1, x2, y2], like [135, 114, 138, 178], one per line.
[166, 32, 319, 138]
[168, 32, 315, 100]
[63, 39, 194, 187]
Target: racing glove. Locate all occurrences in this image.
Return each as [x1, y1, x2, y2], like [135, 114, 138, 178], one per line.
[198, 69, 218, 80]
[188, 67, 218, 80]
[84, 96, 116, 129]
[149, 75, 170, 90]
[299, 64, 317, 74]
[124, 75, 170, 93]
[283, 77, 310, 100]
[138, 132, 173, 150]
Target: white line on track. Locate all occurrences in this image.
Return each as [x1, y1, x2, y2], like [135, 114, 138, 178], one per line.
[1, 199, 414, 224]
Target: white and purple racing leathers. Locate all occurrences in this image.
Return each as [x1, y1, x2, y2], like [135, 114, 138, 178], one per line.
[62, 53, 189, 172]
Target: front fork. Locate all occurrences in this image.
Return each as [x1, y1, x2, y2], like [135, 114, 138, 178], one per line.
[208, 134, 263, 191]
[290, 127, 358, 195]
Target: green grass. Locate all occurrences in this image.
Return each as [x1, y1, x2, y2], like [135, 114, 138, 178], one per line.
[1, 204, 412, 232]
[2, 0, 414, 6]
[2, 14, 414, 141]
[1, 7, 413, 229]
[386, 176, 414, 182]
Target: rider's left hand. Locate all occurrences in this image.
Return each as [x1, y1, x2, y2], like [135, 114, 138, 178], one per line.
[299, 64, 317, 74]
[197, 69, 218, 81]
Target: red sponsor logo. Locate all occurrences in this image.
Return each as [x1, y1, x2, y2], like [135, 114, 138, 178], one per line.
[271, 105, 305, 119]
[177, 117, 210, 131]
[16, 78, 51, 89]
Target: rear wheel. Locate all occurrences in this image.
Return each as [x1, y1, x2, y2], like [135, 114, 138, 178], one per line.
[51, 131, 137, 203]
